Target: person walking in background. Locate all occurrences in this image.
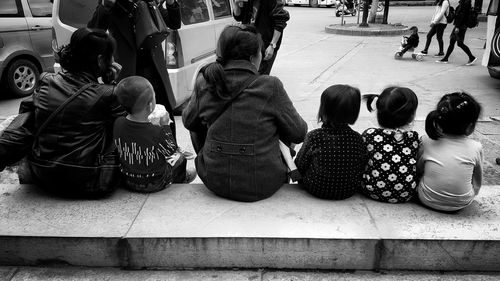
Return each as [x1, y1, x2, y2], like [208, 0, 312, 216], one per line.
[437, 0, 476, 65]
[418, 92, 482, 212]
[183, 24, 307, 202]
[420, 0, 450, 57]
[295, 85, 366, 200]
[231, 0, 290, 75]
[88, 0, 181, 138]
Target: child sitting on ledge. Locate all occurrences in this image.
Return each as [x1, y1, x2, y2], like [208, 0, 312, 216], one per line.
[113, 76, 196, 193]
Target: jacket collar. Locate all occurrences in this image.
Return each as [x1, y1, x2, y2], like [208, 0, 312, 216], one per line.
[224, 60, 259, 74]
[62, 71, 98, 84]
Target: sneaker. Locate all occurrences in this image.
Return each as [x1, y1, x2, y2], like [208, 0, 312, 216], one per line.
[420, 50, 428, 55]
[433, 52, 444, 57]
[465, 56, 477, 66]
[184, 167, 197, 183]
[436, 59, 448, 63]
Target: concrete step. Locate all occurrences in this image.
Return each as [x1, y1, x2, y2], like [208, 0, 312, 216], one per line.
[0, 184, 500, 271]
[2, 266, 500, 281]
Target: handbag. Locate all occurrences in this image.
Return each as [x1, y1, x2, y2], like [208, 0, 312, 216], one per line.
[29, 83, 121, 197]
[134, 0, 170, 49]
[0, 112, 34, 171]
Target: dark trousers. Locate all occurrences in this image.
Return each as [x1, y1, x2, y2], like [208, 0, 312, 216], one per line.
[259, 49, 278, 75]
[401, 43, 417, 54]
[423, 23, 447, 53]
[443, 27, 474, 61]
[136, 50, 177, 140]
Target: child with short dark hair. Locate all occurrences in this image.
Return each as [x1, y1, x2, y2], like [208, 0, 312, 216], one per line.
[395, 26, 420, 58]
[418, 92, 482, 211]
[294, 85, 366, 200]
[361, 86, 420, 203]
[113, 76, 196, 193]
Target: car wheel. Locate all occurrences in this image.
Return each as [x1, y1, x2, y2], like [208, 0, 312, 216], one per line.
[5, 59, 40, 98]
[492, 27, 500, 60]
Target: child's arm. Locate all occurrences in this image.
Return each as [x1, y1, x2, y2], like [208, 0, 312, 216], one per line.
[416, 136, 425, 180]
[279, 140, 301, 182]
[472, 147, 483, 195]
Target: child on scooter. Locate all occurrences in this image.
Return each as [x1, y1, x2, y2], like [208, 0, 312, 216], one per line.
[395, 26, 420, 58]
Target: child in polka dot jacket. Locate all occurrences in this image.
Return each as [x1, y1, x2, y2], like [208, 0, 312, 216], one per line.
[361, 87, 420, 203]
[295, 85, 367, 200]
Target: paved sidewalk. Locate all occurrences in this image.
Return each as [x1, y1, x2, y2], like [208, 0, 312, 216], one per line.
[2, 267, 500, 281]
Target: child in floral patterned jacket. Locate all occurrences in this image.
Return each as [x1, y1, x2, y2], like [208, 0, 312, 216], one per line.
[361, 87, 420, 203]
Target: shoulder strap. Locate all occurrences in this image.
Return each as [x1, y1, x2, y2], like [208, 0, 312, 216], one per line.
[210, 74, 260, 125]
[34, 83, 94, 139]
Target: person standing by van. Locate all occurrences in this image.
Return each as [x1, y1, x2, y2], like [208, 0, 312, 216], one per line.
[231, 0, 290, 75]
[420, 0, 450, 57]
[88, 0, 181, 138]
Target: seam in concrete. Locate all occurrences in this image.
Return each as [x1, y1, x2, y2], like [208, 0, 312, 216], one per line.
[5, 267, 19, 281]
[124, 194, 150, 238]
[310, 41, 365, 85]
[436, 241, 464, 269]
[120, 194, 150, 268]
[279, 35, 333, 59]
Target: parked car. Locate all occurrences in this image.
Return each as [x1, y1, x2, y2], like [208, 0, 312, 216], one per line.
[0, 0, 54, 98]
[52, 0, 235, 109]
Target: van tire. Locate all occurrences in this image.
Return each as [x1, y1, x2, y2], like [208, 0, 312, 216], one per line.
[5, 59, 40, 98]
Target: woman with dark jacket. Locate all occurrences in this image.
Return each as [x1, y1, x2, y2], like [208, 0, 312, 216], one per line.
[88, 0, 181, 138]
[25, 28, 126, 198]
[437, 0, 476, 65]
[231, 0, 290, 75]
[183, 24, 307, 202]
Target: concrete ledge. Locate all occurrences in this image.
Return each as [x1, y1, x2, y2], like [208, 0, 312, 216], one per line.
[325, 23, 408, 36]
[1, 184, 500, 270]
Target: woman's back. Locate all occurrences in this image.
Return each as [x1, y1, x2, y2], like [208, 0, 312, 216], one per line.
[183, 60, 307, 202]
[32, 71, 124, 166]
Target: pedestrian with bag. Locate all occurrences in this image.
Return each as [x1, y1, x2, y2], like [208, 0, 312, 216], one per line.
[420, 0, 450, 57]
[88, 0, 181, 138]
[437, 0, 477, 65]
[231, 0, 290, 75]
[23, 28, 126, 198]
[183, 24, 307, 202]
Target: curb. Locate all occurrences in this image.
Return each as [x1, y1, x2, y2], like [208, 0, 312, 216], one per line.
[325, 23, 409, 36]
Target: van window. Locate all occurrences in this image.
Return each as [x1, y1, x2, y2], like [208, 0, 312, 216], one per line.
[211, 0, 231, 19]
[211, 0, 231, 18]
[180, 0, 210, 25]
[0, 0, 22, 17]
[27, 0, 52, 17]
[59, 0, 96, 28]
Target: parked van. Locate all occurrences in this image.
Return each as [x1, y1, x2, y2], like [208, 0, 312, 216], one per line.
[52, 0, 235, 108]
[0, 0, 54, 98]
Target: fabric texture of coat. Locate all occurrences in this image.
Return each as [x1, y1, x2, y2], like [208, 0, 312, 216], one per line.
[183, 60, 307, 202]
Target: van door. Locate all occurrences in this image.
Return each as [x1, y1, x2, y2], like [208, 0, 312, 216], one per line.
[208, 0, 233, 41]
[23, 0, 53, 70]
[0, 0, 31, 66]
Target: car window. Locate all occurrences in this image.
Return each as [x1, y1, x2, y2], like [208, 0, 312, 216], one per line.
[211, 0, 231, 18]
[59, 0, 96, 28]
[180, 0, 210, 25]
[0, 0, 22, 17]
[27, 0, 52, 17]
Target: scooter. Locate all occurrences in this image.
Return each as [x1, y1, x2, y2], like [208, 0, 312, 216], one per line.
[335, 0, 357, 17]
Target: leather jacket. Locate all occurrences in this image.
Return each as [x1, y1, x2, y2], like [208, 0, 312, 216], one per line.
[29, 71, 125, 166]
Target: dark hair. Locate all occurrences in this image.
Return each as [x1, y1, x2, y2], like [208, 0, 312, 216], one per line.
[57, 27, 116, 77]
[425, 92, 481, 140]
[116, 76, 154, 114]
[200, 24, 263, 99]
[409, 26, 418, 33]
[435, 0, 444, 6]
[363, 86, 418, 129]
[317, 84, 361, 126]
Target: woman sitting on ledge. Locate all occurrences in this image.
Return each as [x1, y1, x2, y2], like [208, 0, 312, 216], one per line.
[23, 28, 125, 198]
[183, 24, 307, 202]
